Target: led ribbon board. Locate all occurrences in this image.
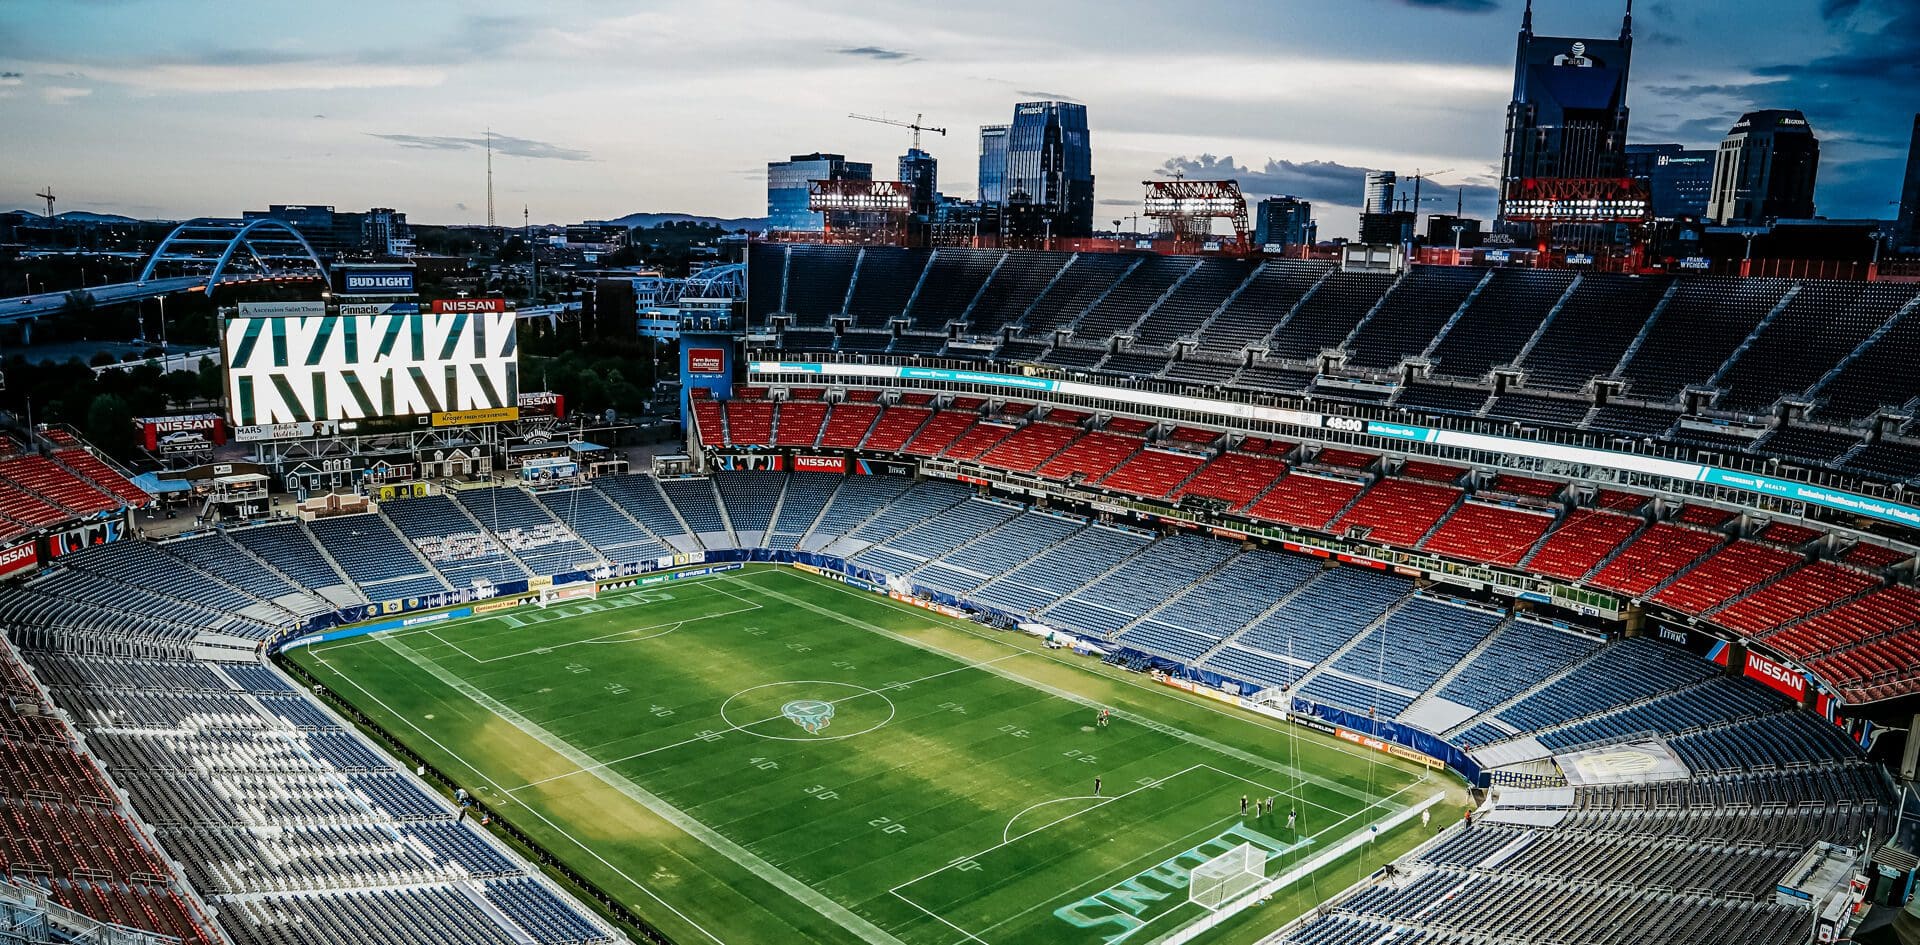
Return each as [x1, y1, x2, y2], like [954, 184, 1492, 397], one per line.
[750, 361, 1920, 530]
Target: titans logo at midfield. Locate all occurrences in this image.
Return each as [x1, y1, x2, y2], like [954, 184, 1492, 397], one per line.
[782, 699, 835, 734]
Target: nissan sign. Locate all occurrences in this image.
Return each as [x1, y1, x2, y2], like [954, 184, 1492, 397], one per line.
[431, 297, 508, 314]
[0, 541, 36, 580]
[1743, 652, 1808, 699]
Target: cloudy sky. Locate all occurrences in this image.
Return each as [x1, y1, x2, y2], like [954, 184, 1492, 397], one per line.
[0, 0, 1913, 238]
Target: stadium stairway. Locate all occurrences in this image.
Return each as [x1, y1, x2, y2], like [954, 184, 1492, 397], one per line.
[1284, 594, 1416, 694]
[1188, 562, 1336, 667]
[297, 522, 377, 604]
[1395, 613, 1519, 733]
[439, 493, 541, 579]
[1439, 637, 1626, 747]
[1107, 548, 1248, 639]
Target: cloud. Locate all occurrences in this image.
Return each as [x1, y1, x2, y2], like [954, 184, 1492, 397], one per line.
[366, 131, 592, 162]
[0, 71, 21, 81]
[455, 202, 469, 211]
[1392, 0, 1500, 10]
[1015, 90, 1079, 102]
[835, 46, 912, 61]
[40, 85, 90, 104]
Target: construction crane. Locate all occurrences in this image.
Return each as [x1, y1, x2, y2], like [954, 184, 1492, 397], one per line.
[1405, 169, 1454, 215]
[33, 186, 55, 219]
[849, 112, 946, 150]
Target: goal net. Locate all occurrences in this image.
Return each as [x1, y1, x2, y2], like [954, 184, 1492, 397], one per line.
[538, 583, 599, 608]
[1188, 842, 1266, 911]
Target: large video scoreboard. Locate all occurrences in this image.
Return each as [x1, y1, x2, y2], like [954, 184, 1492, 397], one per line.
[224, 299, 518, 427]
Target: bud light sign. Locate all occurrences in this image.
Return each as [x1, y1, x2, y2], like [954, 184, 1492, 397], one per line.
[341, 269, 415, 295]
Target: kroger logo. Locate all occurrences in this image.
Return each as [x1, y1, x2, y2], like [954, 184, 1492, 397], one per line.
[782, 699, 835, 734]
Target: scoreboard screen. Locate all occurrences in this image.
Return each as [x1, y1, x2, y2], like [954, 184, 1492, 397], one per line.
[225, 301, 518, 426]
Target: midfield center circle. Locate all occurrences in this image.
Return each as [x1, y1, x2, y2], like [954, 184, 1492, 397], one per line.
[719, 680, 896, 741]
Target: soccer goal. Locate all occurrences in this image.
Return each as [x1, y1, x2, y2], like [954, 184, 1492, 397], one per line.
[538, 583, 599, 608]
[1188, 842, 1267, 911]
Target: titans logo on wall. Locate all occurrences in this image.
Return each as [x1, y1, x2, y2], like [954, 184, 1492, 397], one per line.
[782, 699, 835, 734]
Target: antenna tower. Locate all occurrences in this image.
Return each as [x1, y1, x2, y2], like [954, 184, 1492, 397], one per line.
[486, 129, 496, 228]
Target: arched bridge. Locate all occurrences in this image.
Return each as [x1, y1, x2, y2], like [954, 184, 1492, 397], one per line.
[2, 217, 329, 322]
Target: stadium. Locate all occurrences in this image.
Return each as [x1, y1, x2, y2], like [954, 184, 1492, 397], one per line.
[0, 229, 1915, 945]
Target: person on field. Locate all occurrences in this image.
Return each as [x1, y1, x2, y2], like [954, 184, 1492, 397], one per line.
[1093, 777, 1102, 797]
[1286, 808, 1297, 831]
[1240, 795, 1249, 816]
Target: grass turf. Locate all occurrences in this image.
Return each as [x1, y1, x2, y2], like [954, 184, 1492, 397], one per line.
[291, 565, 1461, 945]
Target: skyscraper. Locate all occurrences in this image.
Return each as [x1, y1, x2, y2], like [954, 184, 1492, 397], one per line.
[1626, 144, 1715, 218]
[1498, 1, 1634, 221]
[1898, 114, 1920, 250]
[1254, 196, 1315, 248]
[1706, 110, 1820, 225]
[766, 153, 872, 232]
[898, 148, 939, 220]
[1363, 172, 1396, 215]
[1003, 101, 1094, 238]
[978, 124, 1009, 205]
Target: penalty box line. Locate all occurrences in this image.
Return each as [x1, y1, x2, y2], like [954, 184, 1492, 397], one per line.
[433, 597, 765, 665]
[890, 762, 1403, 945]
[435, 578, 766, 664]
[507, 651, 1024, 793]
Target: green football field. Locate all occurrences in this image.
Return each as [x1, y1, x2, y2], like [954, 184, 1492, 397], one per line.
[290, 565, 1463, 945]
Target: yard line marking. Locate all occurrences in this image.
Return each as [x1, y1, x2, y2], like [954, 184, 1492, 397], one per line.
[963, 766, 1425, 945]
[726, 571, 1397, 805]
[360, 629, 911, 945]
[307, 642, 730, 945]
[889, 889, 992, 945]
[748, 566, 1409, 775]
[508, 652, 1023, 792]
[892, 764, 1206, 894]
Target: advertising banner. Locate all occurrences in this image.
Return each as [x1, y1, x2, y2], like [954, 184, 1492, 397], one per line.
[0, 541, 38, 580]
[518, 391, 566, 418]
[234, 421, 337, 442]
[1743, 650, 1811, 700]
[793, 455, 848, 473]
[340, 269, 415, 294]
[137, 413, 228, 451]
[430, 297, 507, 314]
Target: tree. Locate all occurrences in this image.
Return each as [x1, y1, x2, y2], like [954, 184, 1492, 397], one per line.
[83, 393, 134, 454]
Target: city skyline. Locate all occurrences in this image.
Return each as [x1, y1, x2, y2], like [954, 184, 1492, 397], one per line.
[1, 0, 1913, 239]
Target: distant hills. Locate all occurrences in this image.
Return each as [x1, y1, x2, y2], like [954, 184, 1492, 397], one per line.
[588, 212, 767, 231]
[8, 210, 145, 224]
